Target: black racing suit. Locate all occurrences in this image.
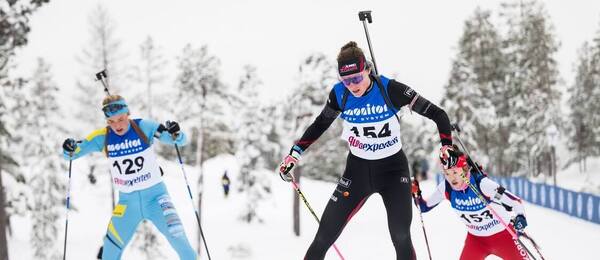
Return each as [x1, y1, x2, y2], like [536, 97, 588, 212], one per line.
[296, 75, 453, 260]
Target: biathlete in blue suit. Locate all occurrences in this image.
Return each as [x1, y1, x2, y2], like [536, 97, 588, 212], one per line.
[62, 94, 196, 260]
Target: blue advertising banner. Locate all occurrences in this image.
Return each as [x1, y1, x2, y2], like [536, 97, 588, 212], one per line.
[435, 174, 600, 224]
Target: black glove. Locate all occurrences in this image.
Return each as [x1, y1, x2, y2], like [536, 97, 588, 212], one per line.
[165, 121, 180, 135]
[62, 138, 78, 153]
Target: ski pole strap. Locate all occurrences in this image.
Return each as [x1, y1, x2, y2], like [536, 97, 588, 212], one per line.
[373, 74, 401, 124]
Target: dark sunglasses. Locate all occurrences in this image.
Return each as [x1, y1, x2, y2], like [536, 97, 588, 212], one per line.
[342, 74, 364, 86]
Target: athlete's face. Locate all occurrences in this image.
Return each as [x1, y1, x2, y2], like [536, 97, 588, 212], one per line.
[341, 69, 371, 97]
[444, 166, 468, 190]
[107, 113, 130, 136]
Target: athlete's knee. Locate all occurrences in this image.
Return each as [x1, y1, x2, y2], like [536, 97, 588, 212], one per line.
[390, 231, 412, 248]
[175, 244, 197, 260]
[304, 234, 333, 260]
[312, 231, 336, 250]
[102, 235, 123, 260]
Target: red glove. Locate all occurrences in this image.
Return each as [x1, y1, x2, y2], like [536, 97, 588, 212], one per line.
[411, 179, 422, 198]
[278, 147, 302, 182]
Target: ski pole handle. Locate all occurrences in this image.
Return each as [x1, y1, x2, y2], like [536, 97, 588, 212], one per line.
[451, 123, 462, 133]
[358, 10, 379, 75]
[358, 11, 372, 23]
[95, 69, 111, 95]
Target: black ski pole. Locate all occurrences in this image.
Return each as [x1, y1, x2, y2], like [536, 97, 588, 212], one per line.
[95, 70, 111, 95]
[62, 150, 75, 260]
[521, 232, 547, 260]
[287, 171, 345, 260]
[451, 123, 539, 260]
[411, 179, 433, 260]
[174, 144, 212, 260]
[358, 10, 379, 75]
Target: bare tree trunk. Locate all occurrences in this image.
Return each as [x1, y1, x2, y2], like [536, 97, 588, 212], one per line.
[0, 147, 9, 260]
[293, 167, 301, 236]
[551, 147, 556, 186]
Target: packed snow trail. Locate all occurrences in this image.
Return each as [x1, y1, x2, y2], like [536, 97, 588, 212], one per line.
[9, 154, 599, 259]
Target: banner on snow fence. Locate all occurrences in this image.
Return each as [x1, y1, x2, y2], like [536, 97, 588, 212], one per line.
[435, 174, 600, 225]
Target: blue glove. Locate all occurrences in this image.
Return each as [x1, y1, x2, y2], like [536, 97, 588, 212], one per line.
[513, 214, 527, 232]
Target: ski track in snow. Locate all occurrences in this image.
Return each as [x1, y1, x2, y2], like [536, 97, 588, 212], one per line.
[9, 154, 600, 259]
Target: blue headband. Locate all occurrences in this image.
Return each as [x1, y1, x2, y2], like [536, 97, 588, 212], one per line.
[102, 99, 129, 118]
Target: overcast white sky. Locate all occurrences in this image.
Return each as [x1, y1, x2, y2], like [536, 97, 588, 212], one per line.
[13, 0, 600, 105]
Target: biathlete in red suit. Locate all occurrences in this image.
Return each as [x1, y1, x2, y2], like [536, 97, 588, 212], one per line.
[412, 146, 530, 260]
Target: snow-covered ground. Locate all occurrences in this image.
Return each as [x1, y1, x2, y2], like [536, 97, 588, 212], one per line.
[9, 154, 600, 259]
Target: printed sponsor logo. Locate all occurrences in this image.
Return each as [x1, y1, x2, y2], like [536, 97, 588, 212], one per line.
[514, 239, 528, 258]
[331, 195, 338, 202]
[404, 87, 414, 97]
[466, 219, 500, 232]
[347, 136, 399, 152]
[107, 138, 143, 152]
[338, 177, 352, 188]
[400, 177, 409, 183]
[343, 104, 388, 117]
[340, 63, 358, 73]
[114, 172, 151, 186]
[454, 196, 483, 207]
[158, 195, 184, 237]
[112, 204, 127, 217]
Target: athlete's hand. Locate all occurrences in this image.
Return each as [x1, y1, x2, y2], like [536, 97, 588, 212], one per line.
[278, 146, 302, 182]
[165, 120, 181, 135]
[411, 179, 422, 198]
[62, 138, 78, 153]
[512, 214, 527, 233]
[439, 145, 461, 169]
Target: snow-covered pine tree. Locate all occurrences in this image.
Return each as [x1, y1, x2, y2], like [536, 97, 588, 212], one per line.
[589, 22, 600, 160]
[11, 58, 65, 260]
[441, 7, 505, 174]
[278, 53, 340, 236]
[172, 43, 231, 254]
[567, 21, 600, 173]
[73, 4, 128, 212]
[127, 36, 168, 259]
[500, 0, 562, 176]
[0, 1, 51, 257]
[284, 53, 343, 182]
[566, 43, 595, 172]
[131, 36, 168, 119]
[233, 65, 272, 223]
[400, 117, 437, 174]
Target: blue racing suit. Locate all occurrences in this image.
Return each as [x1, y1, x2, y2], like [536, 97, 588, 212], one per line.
[64, 118, 196, 260]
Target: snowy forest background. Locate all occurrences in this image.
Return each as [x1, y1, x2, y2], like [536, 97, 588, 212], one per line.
[1, 0, 600, 259]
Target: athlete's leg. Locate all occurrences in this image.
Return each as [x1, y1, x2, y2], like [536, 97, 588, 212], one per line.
[102, 195, 143, 260]
[305, 154, 371, 260]
[490, 229, 529, 260]
[146, 185, 197, 260]
[459, 233, 489, 260]
[378, 150, 415, 260]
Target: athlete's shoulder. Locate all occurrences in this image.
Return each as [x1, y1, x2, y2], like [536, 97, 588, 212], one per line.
[331, 82, 347, 110]
[385, 76, 417, 99]
[377, 74, 391, 85]
[85, 127, 107, 141]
